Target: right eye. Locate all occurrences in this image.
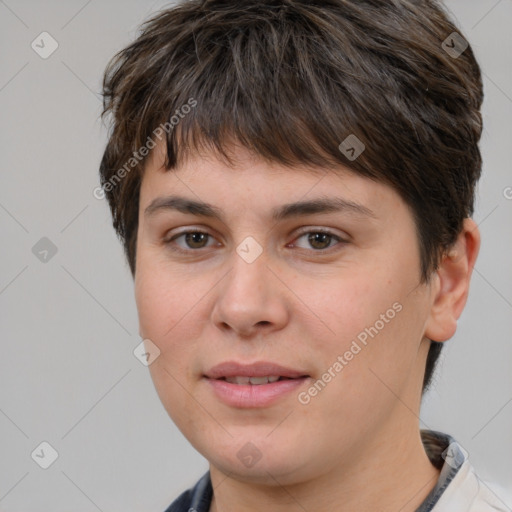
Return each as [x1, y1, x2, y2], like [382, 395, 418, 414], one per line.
[164, 230, 220, 253]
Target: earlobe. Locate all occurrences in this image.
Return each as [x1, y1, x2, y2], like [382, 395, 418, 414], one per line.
[424, 218, 481, 342]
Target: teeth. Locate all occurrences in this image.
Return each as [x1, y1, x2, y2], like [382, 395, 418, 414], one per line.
[225, 376, 250, 385]
[224, 376, 281, 385]
[249, 376, 271, 385]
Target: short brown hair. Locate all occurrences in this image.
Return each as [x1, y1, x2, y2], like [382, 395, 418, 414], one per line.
[99, 0, 484, 394]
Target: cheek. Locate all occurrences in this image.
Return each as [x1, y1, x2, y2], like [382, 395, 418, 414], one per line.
[134, 267, 168, 339]
[296, 300, 424, 451]
[305, 261, 424, 388]
[135, 266, 202, 423]
[302, 271, 393, 349]
[134, 259, 211, 381]
[135, 255, 194, 339]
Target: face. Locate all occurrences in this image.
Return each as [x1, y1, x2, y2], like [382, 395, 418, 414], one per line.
[134, 141, 437, 485]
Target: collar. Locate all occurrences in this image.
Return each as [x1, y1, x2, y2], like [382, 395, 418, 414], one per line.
[416, 429, 465, 511]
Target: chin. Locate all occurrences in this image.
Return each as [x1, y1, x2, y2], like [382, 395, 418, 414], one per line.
[200, 433, 313, 483]
[211, 454, 309, 486]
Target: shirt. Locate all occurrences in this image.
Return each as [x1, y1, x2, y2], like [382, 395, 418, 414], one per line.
[163, 430, 509, 512]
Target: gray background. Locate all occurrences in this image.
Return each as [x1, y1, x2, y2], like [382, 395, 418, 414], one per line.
[0, 1, 511, 510]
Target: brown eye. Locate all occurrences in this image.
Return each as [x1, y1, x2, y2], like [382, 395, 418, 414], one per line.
[307, 232, 334, 250]
[165, 230, 217, 253]
[183, 232, 210, 249]
[292, 230, 345, 251]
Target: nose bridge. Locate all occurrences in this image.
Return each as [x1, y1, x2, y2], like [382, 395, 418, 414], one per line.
[211, 239, 288, 334]
[224, 240, 270, 304]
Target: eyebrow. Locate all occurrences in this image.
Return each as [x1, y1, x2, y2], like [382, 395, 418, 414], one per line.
[144, 195, 377, 222]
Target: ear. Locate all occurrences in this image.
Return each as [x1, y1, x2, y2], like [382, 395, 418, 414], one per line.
[424, 218, 481, 342]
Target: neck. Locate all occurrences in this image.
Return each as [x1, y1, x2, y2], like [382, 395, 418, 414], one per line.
[209, 416, 440, 512]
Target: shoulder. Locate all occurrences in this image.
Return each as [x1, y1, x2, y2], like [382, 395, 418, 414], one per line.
[434, 460, 510, 512]
[162, 487, 194, 512]
[162, 472, 212, 512]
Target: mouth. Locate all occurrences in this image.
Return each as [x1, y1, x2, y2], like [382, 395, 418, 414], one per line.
[218, 375, 305, 385]
[203, 361, 311, 408]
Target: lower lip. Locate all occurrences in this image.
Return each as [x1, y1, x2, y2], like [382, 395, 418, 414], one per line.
[205, 377, 309, 408]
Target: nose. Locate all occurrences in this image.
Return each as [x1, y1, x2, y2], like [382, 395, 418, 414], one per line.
[211, 248, 289, 338]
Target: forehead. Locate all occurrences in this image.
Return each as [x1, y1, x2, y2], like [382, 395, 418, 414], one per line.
[139, 140, 406, 225]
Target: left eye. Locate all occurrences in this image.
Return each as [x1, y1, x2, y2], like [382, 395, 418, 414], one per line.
[291, 231, 343, 251]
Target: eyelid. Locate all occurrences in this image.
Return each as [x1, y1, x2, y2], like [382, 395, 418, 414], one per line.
[164, 226, 349, 254]
[293, 226, 349, 240]
[164, 228, 219, 249]
[289, 227, 348, 251]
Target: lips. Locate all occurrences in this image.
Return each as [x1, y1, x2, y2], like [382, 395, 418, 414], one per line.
[204, 361, 310, 408]
[204, 361, 309, 380]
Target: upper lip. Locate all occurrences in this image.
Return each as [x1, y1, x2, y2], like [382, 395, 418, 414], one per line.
[204, 361, 309, 379]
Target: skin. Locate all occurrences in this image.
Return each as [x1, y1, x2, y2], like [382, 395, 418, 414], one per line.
[134, 140, 480, 512]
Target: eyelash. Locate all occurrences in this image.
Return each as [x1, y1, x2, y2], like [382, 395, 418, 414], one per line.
[164, 228, 347, 255]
